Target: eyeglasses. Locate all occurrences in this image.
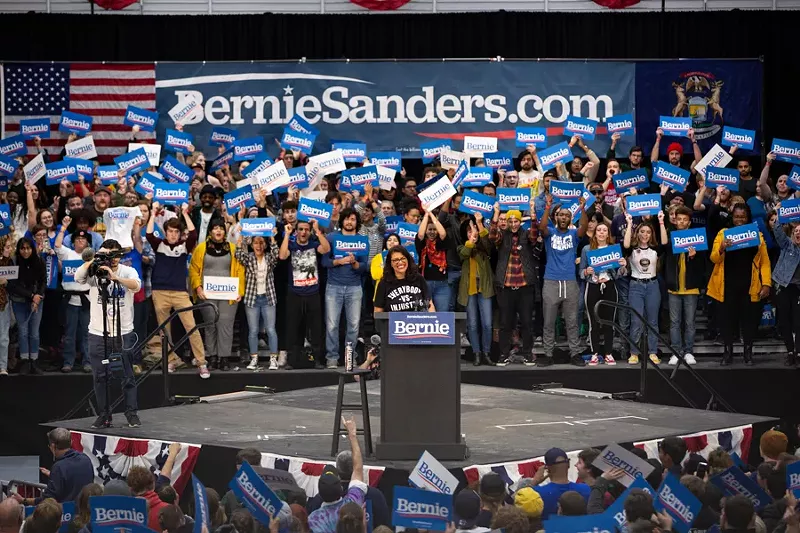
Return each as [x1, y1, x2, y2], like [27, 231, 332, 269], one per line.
[391, 257, 408, 264]
[591, 190, 603, 196]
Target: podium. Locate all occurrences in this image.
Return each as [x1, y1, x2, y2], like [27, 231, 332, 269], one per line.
[374, 312, 468, 460]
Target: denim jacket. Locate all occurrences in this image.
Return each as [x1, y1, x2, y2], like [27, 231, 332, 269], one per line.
[772, 224, 800, 289]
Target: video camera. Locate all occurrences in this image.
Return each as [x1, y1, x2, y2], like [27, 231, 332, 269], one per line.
[86, 250, 125, 280]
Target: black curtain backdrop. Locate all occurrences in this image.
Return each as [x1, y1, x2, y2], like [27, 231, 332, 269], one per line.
[0, 10, 796, 143]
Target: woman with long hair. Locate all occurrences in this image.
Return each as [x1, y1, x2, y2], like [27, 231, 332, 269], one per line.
[416, 210, 451, 313]
[65, 484, 103, 533]
[336, 502, 365, 533]
[7, 237, 46, 374]
[623, 211, 667, 365]
[580, 222, 627, 366]
[0, 235, 14, 376]
[370, 233, 402, 297]
[457, 213, 495, 366]
[374, 246, 434, 313]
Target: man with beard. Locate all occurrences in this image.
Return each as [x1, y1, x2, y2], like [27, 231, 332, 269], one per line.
[89, 187, 113, 238]
[650, 128, 703, 194]
[732, 152, 757, 201]
[517, 147, 542, 192]
[191, 185, 224, 242]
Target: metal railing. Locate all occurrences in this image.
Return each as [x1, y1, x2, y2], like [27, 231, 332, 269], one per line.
[57, 301, 220, 422]
[593, 299, 735, 413]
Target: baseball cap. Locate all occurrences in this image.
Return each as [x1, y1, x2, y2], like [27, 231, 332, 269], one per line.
[514, 487, 544, 518]
[103, 479, 132, 496]
[544, 447, 569, 466]
[71, 230, 90, 243]
[454, 490, 481, 530]
[480, 472, 507, 498]
[94, 186, 112, 196]
[317, 465, 343, 503]
[200, 184, 217, 197]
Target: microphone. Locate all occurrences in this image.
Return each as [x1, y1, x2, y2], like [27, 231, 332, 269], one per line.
[81, 248, 95, 262]
[369, 334, 381, 346]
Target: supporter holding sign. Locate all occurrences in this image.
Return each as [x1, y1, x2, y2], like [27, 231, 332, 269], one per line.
[515, 127, 547, 148]
[123, 105, 158, 132]
[721, 126, 756, 151]
[606, 113, 635, 136]
[705, 167, 740, 192]
[457, 213, 495, 366]
[392, 486, 452, 531]
[768, 213, 800, 366]
[564, 115, 598, 140]
[709, 204, 770, 366]
[651, 127, 703, 178]
[415, 210, 452, 314]
[526, 448, 591, 520]
[613, 168, 649, 194]
[653, 474, 702, 533]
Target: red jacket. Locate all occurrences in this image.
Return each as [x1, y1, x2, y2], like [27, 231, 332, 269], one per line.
[143, 490, 170, 531]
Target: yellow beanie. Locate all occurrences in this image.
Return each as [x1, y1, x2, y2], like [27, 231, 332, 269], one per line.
[514, 487, 544, 517]
[506, 209, 522, 220]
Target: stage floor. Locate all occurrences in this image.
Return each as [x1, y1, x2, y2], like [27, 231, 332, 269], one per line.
[57, 382, 773, 469]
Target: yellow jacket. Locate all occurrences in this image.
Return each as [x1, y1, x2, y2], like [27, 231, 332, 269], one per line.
[707, 230, 771, 303]
[188, 241, 246, 304]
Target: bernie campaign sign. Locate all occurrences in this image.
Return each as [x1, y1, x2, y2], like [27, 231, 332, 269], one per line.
[586, 245, 624, 274]
[771, 138, 800, 165]
[659, 116, 692, 137]
[233, 137, 265, 161]
[538, 142, 573, 171]
[483, 151, 513, 170]
[498, 188, 531, 211]
[721, 126, 755, 151]
[564, 115, 598, 140]
[369, 151, 402, 172]
[605, 476, 653, 529]
[671, 228, 708, 253]
[458, 190, 495, 217]
[626, 193, 662, 217]
[241, 218, 276, 238]
[420, 140, 453, 163]
[389, 312, 455, 346]
[123, 106, 158, 132]
[20, 117, 50, 139]
[160, 156, 192, 183]
[613, 168, 649, 194]
[723, 222, 760, 251]
[653, 474, 701, 533]
[652, 162, 690, 193]
[515, 127, 547, 148]
[777, 198, 800, 224]
[89, 495, 147, 533]
[297, 198, 333, 227]
[392, 486, 452, 532]
[606, 113, 635, 136]
[165, 128, 194, 155]
[710, 467, 773, 510]
[705, 166, 739, 192]
[333, 234, 370, 260]
[229, 461, 284, 526]
[210, 126, 238, 147]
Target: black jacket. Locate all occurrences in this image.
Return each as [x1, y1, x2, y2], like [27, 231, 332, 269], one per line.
[663, 242, 707, 292]
[493, 228, 540, 289]
[36, 449, 94, 504]
[759, 497, 787, 533]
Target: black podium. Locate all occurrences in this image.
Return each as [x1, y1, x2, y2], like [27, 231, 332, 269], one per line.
[373, 312, 467, 460]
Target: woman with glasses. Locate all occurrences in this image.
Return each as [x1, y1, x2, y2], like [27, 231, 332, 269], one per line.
[374, 246, 434, 313]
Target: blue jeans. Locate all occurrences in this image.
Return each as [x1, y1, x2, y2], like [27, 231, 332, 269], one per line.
[245, 295, 278, 355]
[0, 304, 11, 371]
[467, 294, 493, 353]
[447, 270, 461, 312]
[63, 303, 90, 367]
[12, 301, 43, 360]
[325, 284, 362, 364]
[668, 293, 698, 355]
[89, 332, 138, 415]
[427, 279, 451, 313]
[629, 279, 660, 355]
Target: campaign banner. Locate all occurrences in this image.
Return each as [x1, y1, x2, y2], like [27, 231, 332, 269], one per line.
[710, 467, 773, 510]
[20, 117, 50, 139]
[89, 495, 147, 533]
[210, 149, 234, 172]
[462, 167, 493, 188]
[420, 140, 453, 163]
[229, 461, 283, 525]
[0, 205, 11, 237]
[155, 61, 634, 156]
[59, 110, 92, 135]
[705, 166, 739, 192]
[210, 126, 238, 147]
[653, 474, 701, 533]
[342, 165, 379, 192]
[308, 149, 346, 176]
[458, 190, 495, 217]
[606, 113, 635, 136]
[370, 151, 402, 172]
[483, 151, 513, 170]
[134, 173, 164, 196]
[274, 166, 310, 194]
[696, 144, 733, 178]
[613, 168, 649, 193]
[787, 461, 800, 498]
[297, 198, 333, 227]
[0, 176, 7, 193]
[376, 165, 398, 191]
[154, 182, 190, 206]
[75, 159, 93, 178]
[498, 188, 531, 211]
[287, 113, 320, 137]
[543, 513, 617, 533]
[408, 451, 459, 494]
[652, 162, 690, 192]
[389, 312, 455, 345]
[771, 138, 800, 165]
[777, 198, 800, 224]
[191, 475, 211, 533]
[240, 153, 273, 184]
[256, 161, 291, 192]
[564, 115, 598, 140]
[515, 127, 548, 148]
[0, 265, 19, 279]
[65, 136, 98, 160]
[627, 193, 662, 217]
[787, 167, 800, 191]
[203, 276, 240, 300]
[721, 126, 756, 151]
[98, 165, 120, 185]
[385, 215, 402, 236]
[24, 153, 46, 185]
[549, 180, 584, 206]
[46, 159, 80, 185]
[585, 245, 624, 274]
[451, 161, 470, 189]
[160, 156, 193, 183]
[332, 142, 367, 163]
[724, 222, 761, 251]
[463, 135, 497, 157]
[123, 105, 158, 132]
[538, 142, 573, 171]
[592, 443, 655, 487]
[605, 476, 653, 528]
[61, 259, 83, 284]
[397, 222, 418, 244]
[0, 154, 17, 177]
[224, 187, 256, 212]
[116, 148, 151, 176]
[671, 228, 708, 253]
[164, 128, 194, 155]
[659, 116, 692, 137]
[168, 96, 203, 125]
[233, 137, 265, 162]
[635, 60, 762, 153]
[392, 485, 452, 531]
[418, 175, 456, 212]
[439, 149, 467, 171]
[281, 128, 316, 155]
[241, 218, 276, 238]
[333, 234, 370, 259]
[0, 135, 26, 157]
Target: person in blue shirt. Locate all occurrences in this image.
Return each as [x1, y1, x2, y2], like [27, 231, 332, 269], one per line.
[538, 194, 589, 367]
[530, 448, 592, 520]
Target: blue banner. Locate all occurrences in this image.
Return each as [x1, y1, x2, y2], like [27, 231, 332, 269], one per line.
[27, 501, 76, 533]
[297, 198, 333, 228]
[459, 190, 495, 216]
[606, 113, 635, 136]
[154, 182, 190, 206]
[0, 204, 12, 236]
[653, 474, 702, 533]
[391, 485, 453, 531]
[333, 234, 370, 259]
[772, 138, 800, 165]
[0, 135, 27, 157]
[538, 142, 573, 171]
[451, 161, 469, 189]
[605, 476, 653, 529]
[397, 222, 418, 243]
[332, 142, 367, 163]
[46, 159, 80, 185]
[115, 148, 150, 176]
[75, 159, 92, 178]
[192, 475, 211, 533]
[0, 154, 17, 177]
[210, 126, 238, 147]
[515, 127, 547, 148]
[658, 115, 692, 137]
[123, 106, 158, 132]
[341, 165, 379, 192]
[613, 168, 649, 193]
[671, 228, 708, 253]
[549, 180, 584, 206]
[160, 156, 193, 183]
[0, 176, 8, 193]
[89, 495, 148, 533]
[627, 193, 662, 217]
[97, 165, 120, 185]
[778, 198, 800, 224]
[709, 467, 773, 510]
[281, 128, 316, 154]
[544, 513, 617, 533]
[652, 162, 690, 192]
[369, 151, 402, 172]
[134, 173, 164, 197]
[635, 60, 762, 154]
[20, 117, 50, 139]
[233, 137, 265, 161]
[586, 244, 624, 273]
[210, 149, 234, 172]
[462, 167, 493, 188]
[564, 115, 598, 140]
[421, 140, 453, 163]
[274, 166, 310, 193]
[224, 187, 256, 211]
[240, 153, 273, 183]
[385, 215, 402, 236]
[483, 151, 513, 170]
[59, 110, 92, 135]
[287, 113, 320, 136]
[497, 188, 531, 211]
[241, 218, 276, 237]
[229, 461, 284, 526]
[569, 190, 595, 224]
[724, 222, 761, 251]
[155, 61, 635, 156]
[721, 126, 756, 151]
[787, 461, 800, 498]
[165, 128, 194, 155]
[61, 260, 83, 283]
[705, 166, 739, 192]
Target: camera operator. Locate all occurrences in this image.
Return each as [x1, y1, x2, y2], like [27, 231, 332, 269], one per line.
[74, 239, 142, 429]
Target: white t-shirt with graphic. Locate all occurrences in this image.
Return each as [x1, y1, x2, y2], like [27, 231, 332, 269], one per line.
[629, 247, 659, 279]
[77, 264, 141, 336]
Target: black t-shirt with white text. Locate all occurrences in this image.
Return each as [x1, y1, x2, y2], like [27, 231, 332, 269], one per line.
[374, 277, 430, 312]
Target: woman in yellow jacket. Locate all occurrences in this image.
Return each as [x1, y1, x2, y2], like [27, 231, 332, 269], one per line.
[708, 203, 771, 367]
[189, 220, 245, 371]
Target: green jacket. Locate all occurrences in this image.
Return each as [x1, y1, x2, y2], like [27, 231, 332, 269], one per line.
[457, 228, 495, 306]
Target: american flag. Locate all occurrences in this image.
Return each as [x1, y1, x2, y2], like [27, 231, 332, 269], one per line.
[2, 63, 156, 163]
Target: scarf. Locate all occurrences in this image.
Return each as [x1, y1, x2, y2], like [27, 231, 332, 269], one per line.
[206, 238, 231, 257]
[420, 238, 447, 275]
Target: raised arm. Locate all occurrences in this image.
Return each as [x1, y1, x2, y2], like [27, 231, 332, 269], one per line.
[417, 210, 431, 239]
[759, 152, 776, 202]
[428, 211, 446, 240]
[576, 197, 590, 238]
[279, 224, 292, 260]
[689, 129, 702, 171]
[314, 220, 331, 254]
[623, 213, 634, 249]
[539, 195, 554, 238]
[651, 128, 663, 164]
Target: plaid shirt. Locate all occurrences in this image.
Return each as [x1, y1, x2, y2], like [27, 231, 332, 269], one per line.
[234, 244, 279, 307]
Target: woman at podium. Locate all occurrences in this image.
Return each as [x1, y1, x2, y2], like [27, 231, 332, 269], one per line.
[373, 246, 435, 313]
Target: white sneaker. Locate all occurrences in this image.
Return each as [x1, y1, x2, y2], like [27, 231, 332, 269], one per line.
[268, 355, 278, 370]
[684, 353, 697, 365]
[668, 355, 679, 366]
[460, 334, 470, 348]
[277, 351, 287, 368]
[246, 355, 259, 370]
